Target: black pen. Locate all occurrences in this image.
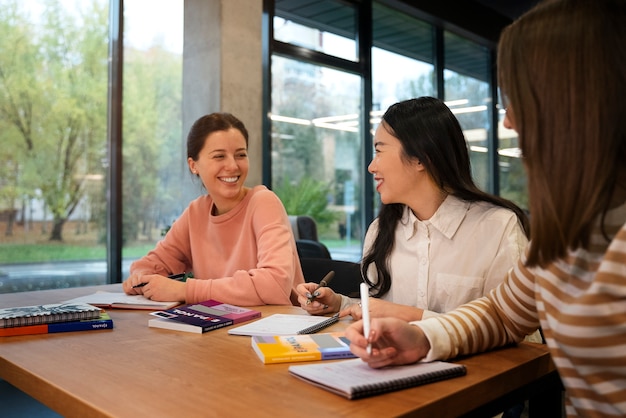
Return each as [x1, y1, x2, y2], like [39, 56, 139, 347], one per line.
[132, 273, 188, 288]
[306, 271, 335, 304]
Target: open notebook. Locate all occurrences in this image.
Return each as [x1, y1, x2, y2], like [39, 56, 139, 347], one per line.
[289, 358, 467, 399]
[228, 313, 339, 336]
[63, 291, 180, 310]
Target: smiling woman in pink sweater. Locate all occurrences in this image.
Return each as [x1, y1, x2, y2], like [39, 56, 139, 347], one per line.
[123, 113, 304, 306]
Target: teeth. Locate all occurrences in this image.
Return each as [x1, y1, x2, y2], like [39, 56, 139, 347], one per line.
[221, 177, 239, 183]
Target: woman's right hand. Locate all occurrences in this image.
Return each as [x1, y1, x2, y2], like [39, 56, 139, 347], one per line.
[296, 282, 342, 315]
[345, 317, 431, 368]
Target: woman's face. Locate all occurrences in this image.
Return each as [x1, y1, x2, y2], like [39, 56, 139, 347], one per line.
[187, 128, 249, 213]
[367, 123, 423, 205]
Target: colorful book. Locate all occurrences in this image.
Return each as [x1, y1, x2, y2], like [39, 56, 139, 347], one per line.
[0, 312, 114, 337]
[148, 299, 262, 334]
[289, 358, 467, 399]
[251, 332, 357, 364]
[228, 313, 339, 336]
[63, 291, 180, 310]
[0, 302, 103, 329]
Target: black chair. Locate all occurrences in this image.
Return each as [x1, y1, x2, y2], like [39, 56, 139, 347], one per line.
[299, 257, 362, 298]
[295, 239, 331, 259]
[288, 215, 319, 241]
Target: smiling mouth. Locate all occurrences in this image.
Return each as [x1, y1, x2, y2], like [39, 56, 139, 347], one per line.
[219, 176, 239, 183]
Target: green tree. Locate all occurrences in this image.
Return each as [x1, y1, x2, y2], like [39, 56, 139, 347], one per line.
[0, 0, 108, 241]
[0, 2, 41, 237]
[122, 46, 182, 244]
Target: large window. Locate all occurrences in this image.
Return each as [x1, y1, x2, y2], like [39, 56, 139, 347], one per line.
[121, 0, 184, 274]
[272, 0, 364, 261]
[443, 31, 492, 192]
[0, 0, 185, 293]
[0, 0, 527, 293]
[0, 0, 109, 292]
[269, 0, 527, 264]
[371, 2, 436, 216]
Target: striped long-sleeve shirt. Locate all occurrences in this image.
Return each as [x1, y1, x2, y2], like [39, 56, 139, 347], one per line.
[416, 202, 626, 417]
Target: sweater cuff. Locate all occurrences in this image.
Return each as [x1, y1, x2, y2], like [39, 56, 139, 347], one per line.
[409, 317, 452, 362]
[420, 309, 440, 320]
[339, 295, 358, 311]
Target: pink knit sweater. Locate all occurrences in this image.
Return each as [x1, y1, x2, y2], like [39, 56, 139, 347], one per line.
[130, 185, 305, 306]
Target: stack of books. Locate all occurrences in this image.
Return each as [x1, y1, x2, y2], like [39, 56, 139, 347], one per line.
[0, 302, 113, 337]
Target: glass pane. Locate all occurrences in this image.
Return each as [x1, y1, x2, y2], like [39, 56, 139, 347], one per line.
[122, 0, 184, 277]
[498, 104, 528, 211]
[0, 0, 109, 293]
[270, 56, 362, 261]
[443, 31, 491, 191]
[372, 2, 436, 215]
[274, 0, 357, 61]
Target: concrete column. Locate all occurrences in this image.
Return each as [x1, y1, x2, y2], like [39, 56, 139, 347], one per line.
[183, 0, 263, 196]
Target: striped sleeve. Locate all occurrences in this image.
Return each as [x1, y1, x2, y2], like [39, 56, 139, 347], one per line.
[417, 219, 626, 417]
[417, 253, 539, 362]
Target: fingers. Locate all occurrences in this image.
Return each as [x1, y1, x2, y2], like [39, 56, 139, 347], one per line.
[298, 286, 335, 311]
[339, 303, 362, 320]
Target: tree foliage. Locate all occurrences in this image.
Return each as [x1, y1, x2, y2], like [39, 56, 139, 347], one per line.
[0, 0, 183, 245]
[0, 0, 108, 241]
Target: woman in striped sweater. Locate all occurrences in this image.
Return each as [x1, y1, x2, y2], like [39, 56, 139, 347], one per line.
[345, 0, 626, 417]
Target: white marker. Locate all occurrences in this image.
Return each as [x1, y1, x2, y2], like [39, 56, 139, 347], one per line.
[360, 282, 372, 355]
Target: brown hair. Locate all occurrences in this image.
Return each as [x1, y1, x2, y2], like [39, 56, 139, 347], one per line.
[498, 0, 626, 267]
[187, 112, 249, 162]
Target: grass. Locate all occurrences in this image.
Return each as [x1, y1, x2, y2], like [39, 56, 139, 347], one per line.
[0, 221, 158, 265]
[0, 243, 156, 264]
[0, 221, 361, 265]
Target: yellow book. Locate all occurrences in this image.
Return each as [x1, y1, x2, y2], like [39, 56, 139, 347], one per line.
[251, 332, 356, 364]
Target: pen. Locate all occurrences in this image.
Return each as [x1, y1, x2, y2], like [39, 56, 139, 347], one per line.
[132, 273, 188, 288]
[360, 282, 372, 355]
[306, 271, 335, 304]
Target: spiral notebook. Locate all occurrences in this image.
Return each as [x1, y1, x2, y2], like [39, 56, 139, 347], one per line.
[289, 358, 466, 399]
[227, 313, 339, 336]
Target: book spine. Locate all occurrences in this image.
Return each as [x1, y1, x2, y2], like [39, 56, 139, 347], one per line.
[265, 354, 321, 364]
[0, 324, 49, 336]
[0, 319, 113, 336]
[200, 320, 234, 333]
[47, 319, 114, 333]
[320, 351, 357, 360]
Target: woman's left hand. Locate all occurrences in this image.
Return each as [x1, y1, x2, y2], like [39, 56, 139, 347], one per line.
[123, 273, 186, 302]
[340, 298, 424, 322]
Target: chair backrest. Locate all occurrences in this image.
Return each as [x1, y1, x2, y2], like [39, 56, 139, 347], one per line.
[299, 258, 362, 298]
[295, 239, 331, 259]
[288, 215, 318, 241]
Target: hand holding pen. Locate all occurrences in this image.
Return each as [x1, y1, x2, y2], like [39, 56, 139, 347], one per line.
[306, 271, 335, 307]
[133, 272, 188, 288]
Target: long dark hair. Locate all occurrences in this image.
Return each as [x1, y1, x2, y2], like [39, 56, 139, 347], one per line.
[361, 97, 530, 297]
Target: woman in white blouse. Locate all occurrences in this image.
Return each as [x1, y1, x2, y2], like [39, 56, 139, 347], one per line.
[297, 97, 530, 322]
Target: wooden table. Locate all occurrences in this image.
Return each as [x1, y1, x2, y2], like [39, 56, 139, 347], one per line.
[0, 285, 562, 418]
